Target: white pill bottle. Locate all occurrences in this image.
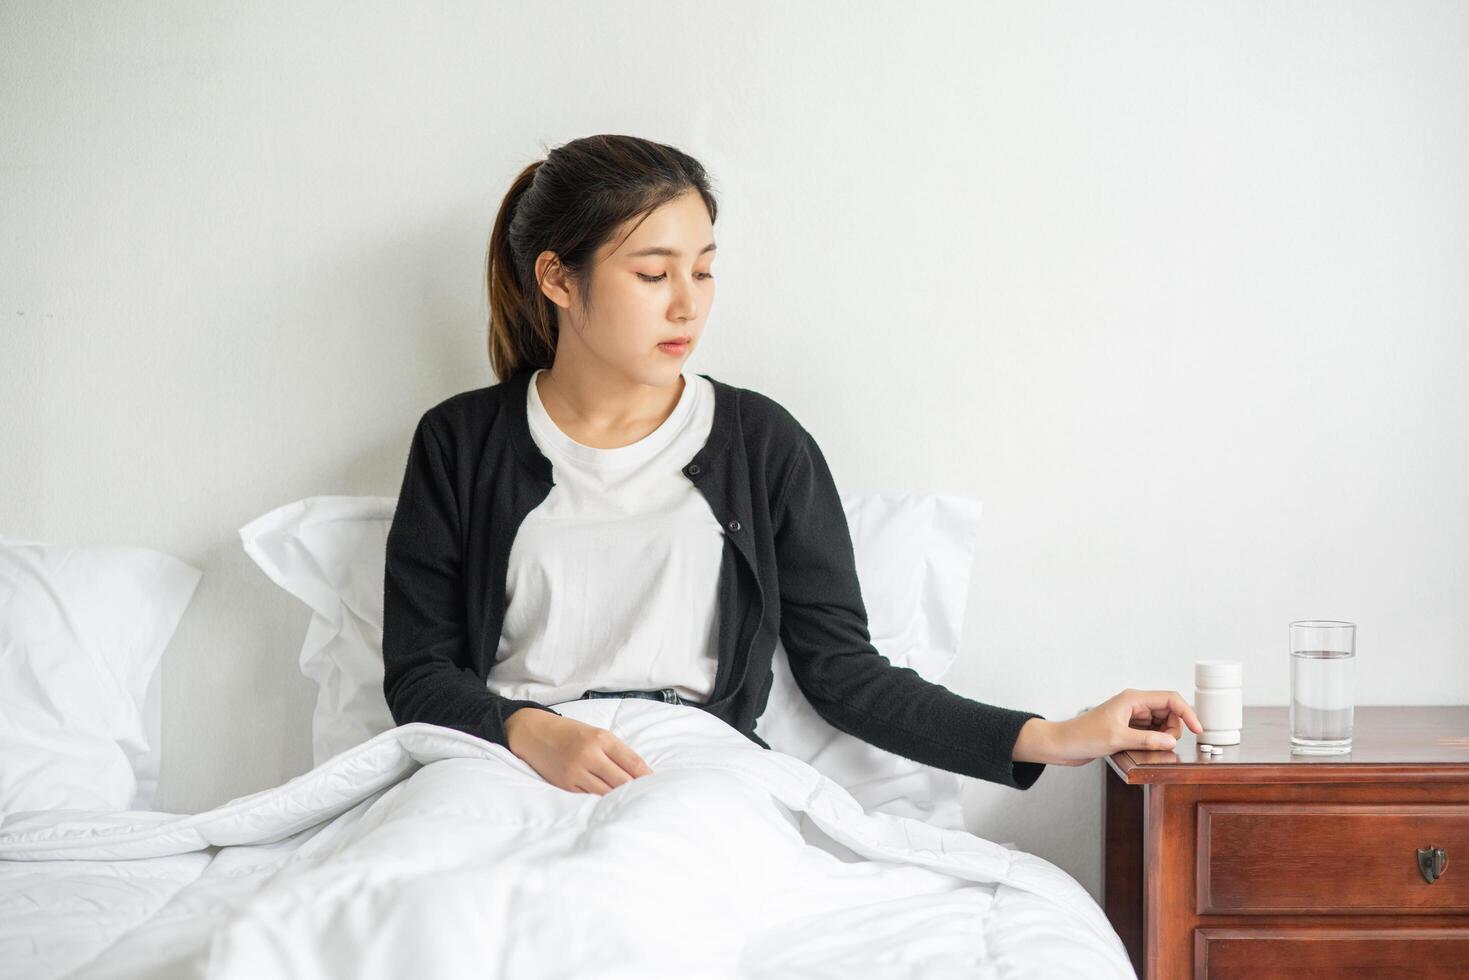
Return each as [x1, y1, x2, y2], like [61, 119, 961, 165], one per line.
[1194, 659, 1243, 746]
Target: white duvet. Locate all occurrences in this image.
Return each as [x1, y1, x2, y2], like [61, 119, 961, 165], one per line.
[0, 699, 1135, 979]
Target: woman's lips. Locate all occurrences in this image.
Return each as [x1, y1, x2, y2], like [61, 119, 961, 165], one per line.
[658, 341, 688, 355]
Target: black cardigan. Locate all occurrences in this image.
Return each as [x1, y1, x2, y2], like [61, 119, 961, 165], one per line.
[382, 366, 1046, 790]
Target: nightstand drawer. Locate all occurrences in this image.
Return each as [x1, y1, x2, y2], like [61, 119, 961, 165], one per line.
[1195, 927, 1469, 979]
[1197, 803, 1469, 914]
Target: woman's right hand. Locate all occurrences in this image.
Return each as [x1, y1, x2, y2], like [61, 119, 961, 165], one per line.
[504, 707, 655, 795]
[1012, 688, 1204, 767]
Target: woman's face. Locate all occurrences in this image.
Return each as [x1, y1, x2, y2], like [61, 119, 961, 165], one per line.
[539, 189, 716, 388]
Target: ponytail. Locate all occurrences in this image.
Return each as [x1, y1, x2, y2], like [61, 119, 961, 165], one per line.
[485, 160, 556, 381]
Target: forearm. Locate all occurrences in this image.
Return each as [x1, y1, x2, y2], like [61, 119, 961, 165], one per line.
[771, 427, 1045, 789]
[791, 653, 1046, 789]
[383, 659, 558, 750]
[1012, 717, 1058, 764]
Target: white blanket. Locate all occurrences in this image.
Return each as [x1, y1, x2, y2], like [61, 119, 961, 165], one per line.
[0, 699, 1135, 979]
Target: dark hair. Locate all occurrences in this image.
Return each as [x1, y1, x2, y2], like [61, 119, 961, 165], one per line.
[484, 134, 719, 381]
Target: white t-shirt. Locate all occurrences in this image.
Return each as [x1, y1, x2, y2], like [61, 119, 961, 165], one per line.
[489, 368, 724, 706]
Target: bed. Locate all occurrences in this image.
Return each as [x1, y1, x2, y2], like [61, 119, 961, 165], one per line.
[0, 495, 1136, 979]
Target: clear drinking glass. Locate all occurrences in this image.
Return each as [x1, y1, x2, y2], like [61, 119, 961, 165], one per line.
[1289, 620, 1355, 753]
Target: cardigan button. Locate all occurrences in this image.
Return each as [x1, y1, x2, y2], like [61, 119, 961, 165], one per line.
[688, 464, 701, 475]
[727, 519, 741, 532]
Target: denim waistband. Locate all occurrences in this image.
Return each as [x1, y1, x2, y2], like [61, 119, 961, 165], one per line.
[579, 687, 699, 706]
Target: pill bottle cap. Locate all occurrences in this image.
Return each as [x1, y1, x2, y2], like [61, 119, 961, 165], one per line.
[1195, 659, 1243, 689]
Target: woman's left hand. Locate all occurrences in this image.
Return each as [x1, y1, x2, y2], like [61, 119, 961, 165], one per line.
[1012, 688, 1204, 767]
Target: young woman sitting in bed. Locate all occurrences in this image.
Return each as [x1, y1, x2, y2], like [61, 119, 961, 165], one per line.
[381, 132, 1203, 799]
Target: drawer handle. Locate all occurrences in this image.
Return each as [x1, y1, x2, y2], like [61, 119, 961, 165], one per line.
[1417, 846, 1447, 884]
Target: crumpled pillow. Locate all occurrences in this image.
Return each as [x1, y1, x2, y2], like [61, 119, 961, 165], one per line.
[0, 535, 202, 821]
[238, 492, 983, 830]
[755, 493, 983, 830]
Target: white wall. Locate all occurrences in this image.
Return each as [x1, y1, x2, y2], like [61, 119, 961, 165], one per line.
[3, 1, 1466, 903]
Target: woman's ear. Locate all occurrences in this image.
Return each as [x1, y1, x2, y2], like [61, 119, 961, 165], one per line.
[535, 252, 574, 310]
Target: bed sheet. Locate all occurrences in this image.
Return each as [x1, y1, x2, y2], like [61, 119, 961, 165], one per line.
[0, 700, 1134, 980]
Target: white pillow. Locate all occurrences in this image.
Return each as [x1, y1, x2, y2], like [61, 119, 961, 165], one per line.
[238, 493, 983, 829]
[0, 535, 202, 820]
[238, 496, 397, 767]
[755, 493, 983, 830]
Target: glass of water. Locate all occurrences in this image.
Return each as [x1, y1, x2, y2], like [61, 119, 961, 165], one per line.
[1289, 620, 1355, 753]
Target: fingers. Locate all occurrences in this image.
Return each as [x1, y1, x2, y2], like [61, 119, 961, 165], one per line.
[587, 759, 633, 794]
[1128, 713, 1183, 739]
[1167, 692, 1204, 734]
[1124, 726, 1178, 752]
[1128, 689, 1204, 735]
[1151, 706, 1184, 739]
[605, 740, 654, 780]
[574, 770, 615, 796]
[578, 739, 654, 795]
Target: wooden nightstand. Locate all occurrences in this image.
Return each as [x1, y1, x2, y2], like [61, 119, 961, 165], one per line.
[1102, 705, 1469, 979]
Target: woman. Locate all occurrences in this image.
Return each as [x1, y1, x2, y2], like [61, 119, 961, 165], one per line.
[382, 134, 1202, 798]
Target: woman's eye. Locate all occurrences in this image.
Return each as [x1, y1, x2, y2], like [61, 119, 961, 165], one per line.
[637, 272, 714, 282]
